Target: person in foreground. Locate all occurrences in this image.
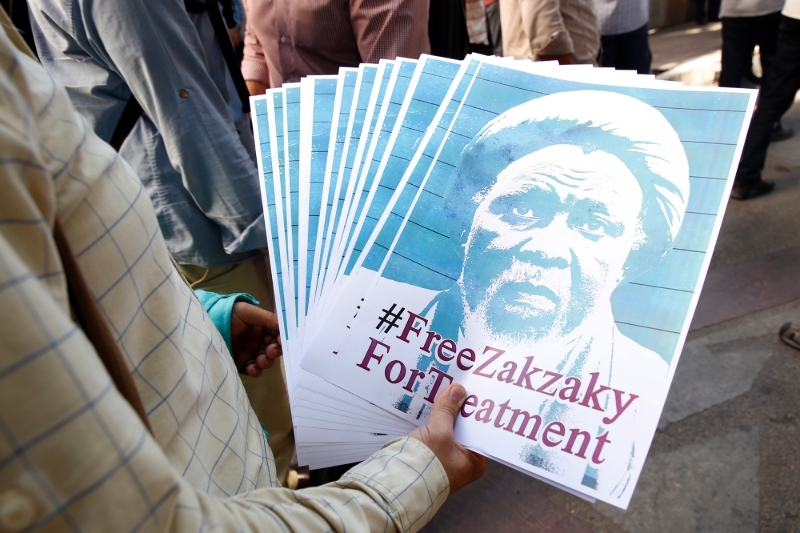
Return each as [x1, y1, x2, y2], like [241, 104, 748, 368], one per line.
[27, 0, 296, 482]
[0, 9, 484, 532]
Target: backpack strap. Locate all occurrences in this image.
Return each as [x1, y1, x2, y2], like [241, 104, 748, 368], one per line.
[109, 94, 144, 151]
[185, 0, 251, 113]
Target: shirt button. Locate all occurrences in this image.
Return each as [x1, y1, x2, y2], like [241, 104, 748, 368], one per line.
[0, 489, 39, 532]
[280, 35, 287, 44]
[179, 89, 189, 98]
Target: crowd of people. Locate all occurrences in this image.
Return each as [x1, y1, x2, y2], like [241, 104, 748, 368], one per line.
[0, 0, 799, 530]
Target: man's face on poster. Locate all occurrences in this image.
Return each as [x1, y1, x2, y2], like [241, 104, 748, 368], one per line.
[461, 144, 645, 343]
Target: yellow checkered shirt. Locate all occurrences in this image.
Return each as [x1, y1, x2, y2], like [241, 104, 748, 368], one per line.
[0, 11, 449, 533]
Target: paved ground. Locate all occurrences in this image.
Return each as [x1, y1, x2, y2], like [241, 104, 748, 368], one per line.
[650, 22, 721, 74]
[424, 28, 800, 533]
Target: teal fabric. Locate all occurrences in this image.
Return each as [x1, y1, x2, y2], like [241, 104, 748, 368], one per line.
[195, 290, 259, 353]
[195, 290, 269, 442]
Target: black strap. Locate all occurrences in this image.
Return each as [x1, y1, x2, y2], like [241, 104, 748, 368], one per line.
[185, 0, 250, 113]
[109, 94, 143, 151]
[5, 0, 38, 57]
[110, 0, 249, 150]
[219, 0, 237, 29]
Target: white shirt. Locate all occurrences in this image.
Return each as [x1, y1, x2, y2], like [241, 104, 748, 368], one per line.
[720, 0, 784, 18]
[783, 0, 800, 18]
[596, 0, 649, 36]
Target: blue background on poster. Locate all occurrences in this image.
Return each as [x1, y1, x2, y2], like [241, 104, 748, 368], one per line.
[367, 62, 750, 364]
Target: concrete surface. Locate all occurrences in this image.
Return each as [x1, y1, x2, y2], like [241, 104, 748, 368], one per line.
[658, 329, 774, 428]
[710, 100, 800, 269]
[651, 23, 722, 84]
[424, 24, 800, 533]
[598, 430, 760, 533]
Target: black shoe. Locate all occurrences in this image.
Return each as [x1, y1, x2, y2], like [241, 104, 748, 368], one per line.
[771, 121, 794, 143]
[731, 179, 775, 200]
[779, 323, 800, 351]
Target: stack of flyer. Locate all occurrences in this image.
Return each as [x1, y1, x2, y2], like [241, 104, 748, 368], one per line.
[250, 54, 755, 509]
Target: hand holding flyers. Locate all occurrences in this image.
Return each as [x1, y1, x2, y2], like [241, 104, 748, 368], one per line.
[251, 54, 757, 508]
[230, 302, 282, 377]
[409, 384, 487, 494]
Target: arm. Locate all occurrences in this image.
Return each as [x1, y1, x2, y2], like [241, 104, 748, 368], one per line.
[0, 18, 478, 532]
[0, 211, 457, 532]
[518, 0, 576, 60]
[196, 290, 282, 376]
[241, 0, 271, 91]
[195, 290, 260, 353]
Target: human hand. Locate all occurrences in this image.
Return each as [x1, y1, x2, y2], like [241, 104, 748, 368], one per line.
[230, 302, 282, 377]
[408, 384, 486, 494]
[537, 53, 576, 65]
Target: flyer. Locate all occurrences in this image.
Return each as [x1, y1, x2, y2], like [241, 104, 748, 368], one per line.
[253, 56, 756, 505]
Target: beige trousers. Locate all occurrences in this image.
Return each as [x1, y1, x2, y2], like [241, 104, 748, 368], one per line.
[179, 255, 294, 485]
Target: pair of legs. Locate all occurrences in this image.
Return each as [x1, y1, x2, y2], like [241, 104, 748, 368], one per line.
[719, 11, 782, 89]
[179, 255, 295, 485]
[733, 15, 800, 198]
[600, 23, 651, 74]
[696, 0, 721, 24]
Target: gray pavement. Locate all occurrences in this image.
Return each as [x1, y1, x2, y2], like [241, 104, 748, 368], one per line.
[424, 29, 800, 533]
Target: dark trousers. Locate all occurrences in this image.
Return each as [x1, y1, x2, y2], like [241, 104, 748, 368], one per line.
[429, 0, 470, 60]
[485, 1, 503, 57]
[736, 16, 800, 184]
[696, 0, 721, 23]
[719, 12, 782, 88]
[600, 24, 651, 74]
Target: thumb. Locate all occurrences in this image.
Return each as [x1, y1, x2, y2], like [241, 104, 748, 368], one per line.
[427, 384, 467, 432]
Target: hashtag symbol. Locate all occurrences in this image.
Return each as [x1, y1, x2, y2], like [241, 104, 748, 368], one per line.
[376, 303, 405, 333]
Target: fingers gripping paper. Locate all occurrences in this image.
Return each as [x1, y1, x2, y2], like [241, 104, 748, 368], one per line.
[251, 55, 756, 509]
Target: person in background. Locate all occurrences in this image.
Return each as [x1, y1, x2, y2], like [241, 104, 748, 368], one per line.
[719, 0, 782, 89]
[241, 0, 430, 95]
[221, 0, 246, 61]
[718, 0, 793, 143]
[0, 11, 486, 530]
[429, 0, 470, 59]
[696, 0, 722, 24]
[597, 0, 652, 74]
[772, 0, 800, 335]
[428, 0, 501, 60]
[485, 0, 504, 56]
[730, 0, 800, 200]
[465, 0, 492, 55]
[499, 0, 600, 64]
[27, 0, 295, 484]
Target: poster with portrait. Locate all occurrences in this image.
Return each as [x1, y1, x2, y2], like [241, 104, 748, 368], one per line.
[300, 60, 756, 508]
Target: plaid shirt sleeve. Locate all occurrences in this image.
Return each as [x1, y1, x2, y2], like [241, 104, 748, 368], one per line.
[0, 10, 448, 533]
